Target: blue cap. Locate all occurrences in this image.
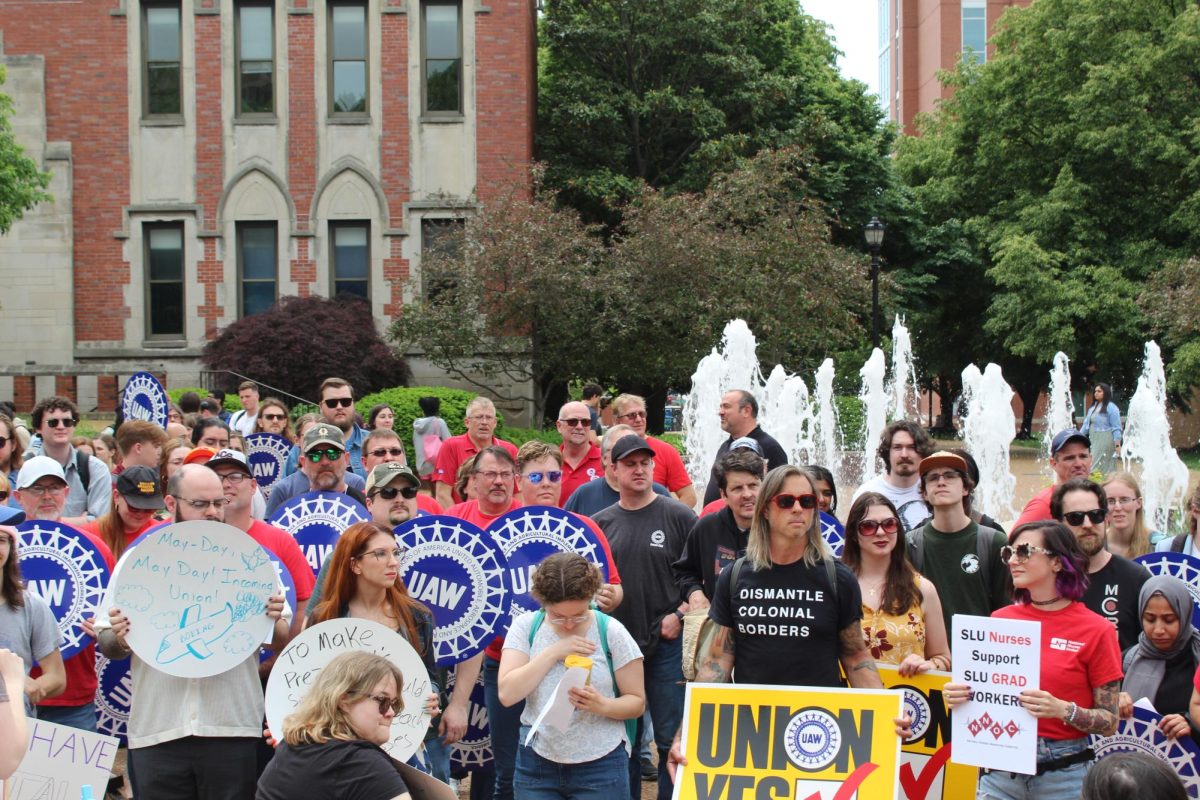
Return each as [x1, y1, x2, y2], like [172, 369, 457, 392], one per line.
[1050, 429, 1090, 456]
[0, 505, 26, 526]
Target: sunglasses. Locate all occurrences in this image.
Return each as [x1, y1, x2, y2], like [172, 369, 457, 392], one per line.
[1000, 543, 1055, 563]
[373, 486, 418, 500]
[323, 397, 354, 409]
[858, 517, 900, 536]
[44, 418, 77, 428]
[352, 690, 403, 716]
[1063, 509, 1107, 526]
[0, 491, 7, 502]
[306, 448, 343, 463]
[0, 436, 7, 448]
[261, 413, 287, 422]
[368, 448, 406, 458]
[525, 470, 562, 485]
[558, 418, 590, 428]
[772, 493, 818, 510]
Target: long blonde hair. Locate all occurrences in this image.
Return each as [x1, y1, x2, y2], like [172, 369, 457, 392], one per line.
[746, 465, 828, 570]
[1103, 471, 1152, 558]
[282, 651, 405, 746]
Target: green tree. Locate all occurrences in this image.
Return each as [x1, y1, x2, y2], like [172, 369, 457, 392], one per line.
[0, 67, 52, 233]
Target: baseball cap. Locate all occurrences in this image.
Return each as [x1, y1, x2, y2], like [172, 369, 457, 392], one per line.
[115, 465, 166, 510]
[610, 435, 655, 463]
[1050, 430, 1091, 456]
[302, 423, 346, 453]
[16, 456, 67, 490]
[206, 448, 252, 476]
[183, 447, 217, 466]
[0, 506, 26, 526]
[366, 462, 421, 494]
[918, 451, 969, 477]
[729, 436, 763, 456]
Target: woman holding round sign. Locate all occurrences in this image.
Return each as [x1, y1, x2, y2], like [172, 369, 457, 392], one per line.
[498, 552, 644, 800]
[945, 521, 1122, 799]
[257, 650, 413, 800]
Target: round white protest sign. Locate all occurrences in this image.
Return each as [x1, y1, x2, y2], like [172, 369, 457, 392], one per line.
[113, 520, 278, 678]
[265, 618, 432, 762]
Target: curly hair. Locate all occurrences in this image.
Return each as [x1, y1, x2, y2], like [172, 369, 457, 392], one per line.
[531, 552, 602, 605]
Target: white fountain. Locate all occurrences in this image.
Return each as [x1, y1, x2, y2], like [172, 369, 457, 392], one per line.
[812, 358, 843, 482]
[960, 363, 1017, 521]
[1121, 341, 1190, 532]
[888, 315, 921, 422]
[857, 348, 888, 486]
[1044, 352, 1076, 463]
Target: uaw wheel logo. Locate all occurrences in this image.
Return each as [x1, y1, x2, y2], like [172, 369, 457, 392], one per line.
[784, 709, 841, 770]
[394, 515, 512, 667]
[900, 686, 932, 742]
[446, 666, 494, 771]
[246, 433, 293, 498]
[1136, 552, 1200, 628]
[121, 371, 169, 429]
[487, 506, 611, 616]
[17, 521, 112, 660]
[269, 491, 369, 578]
[95, 653, 132, 743]
[820, 512, 845, 559]
[1091, 706, 1200, 798]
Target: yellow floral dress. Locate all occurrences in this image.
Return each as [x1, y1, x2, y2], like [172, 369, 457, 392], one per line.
[860, 599, 927, 665]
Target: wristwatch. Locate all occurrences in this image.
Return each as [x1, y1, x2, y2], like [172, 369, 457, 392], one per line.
[673, 610, 685, 621]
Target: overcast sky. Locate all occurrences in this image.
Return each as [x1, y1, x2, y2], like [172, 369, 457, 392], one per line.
[802, 0, 879, 98]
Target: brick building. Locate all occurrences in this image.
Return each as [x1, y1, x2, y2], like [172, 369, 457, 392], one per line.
[0, 0, 535, 416]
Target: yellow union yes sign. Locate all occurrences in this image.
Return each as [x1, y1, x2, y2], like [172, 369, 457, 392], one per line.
[674, 684, 902, 800]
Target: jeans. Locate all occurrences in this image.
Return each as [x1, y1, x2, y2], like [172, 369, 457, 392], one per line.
[129, 737, 257, 800]
[426, 734, 452, 784]
[637, 635, 684, 800]
[978, 737, 1092, 800]
[515, 728, 629, 800]
[483, 654, 525, 800]
[36, 703, 98, 732]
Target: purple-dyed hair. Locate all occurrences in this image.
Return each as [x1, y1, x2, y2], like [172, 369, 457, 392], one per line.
[1008, 521, 1089, 603]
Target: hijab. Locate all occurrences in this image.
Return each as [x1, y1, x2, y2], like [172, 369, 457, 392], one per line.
[1122, 575, 1200, 704]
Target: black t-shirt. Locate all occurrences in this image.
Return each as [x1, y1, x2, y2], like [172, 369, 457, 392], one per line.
[256, 739, 408, 800]
[702, 426, 789, 505]
[672, 506, 748, 601]
[1083, 555, 1151, 652]
[709, 558, 861, 687]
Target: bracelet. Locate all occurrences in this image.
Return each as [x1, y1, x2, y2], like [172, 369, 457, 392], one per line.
[674, 610, 685, 621]
[1066, 702, 1079, 725]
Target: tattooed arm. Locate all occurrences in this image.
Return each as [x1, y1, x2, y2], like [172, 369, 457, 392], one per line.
[1070, 680, 1121, 736]
[694, 623, 736, 684]
[839, 622, 883, 689]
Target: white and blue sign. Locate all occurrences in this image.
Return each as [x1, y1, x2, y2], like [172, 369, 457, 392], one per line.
[1136, 552, 1200, 628]
[486, 506, 611, 616]
[260, 553, 298, 663]
[268, 491, 369, 578]
[246, 433, 293, 498]
[394, 516, 512, 667]
[820, 511, 845, 559]
[17, 521, 112, 660]
[1091, 705, 1200, 798]
[95, 653, 132, 744]
[446, 667, 493, 771]
[120, 371, 169, 429]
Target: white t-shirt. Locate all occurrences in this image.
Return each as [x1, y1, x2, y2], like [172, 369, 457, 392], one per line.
[851, 475, 930, 532]
[229, 409, 258, 437]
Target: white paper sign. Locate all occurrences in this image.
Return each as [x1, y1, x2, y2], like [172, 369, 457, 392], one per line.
[525, 666, 588, 744]
[951, 614, 1040, 775]
[265, 618, 433, 763]
[1, 718, 119, 800]
[112, 520, 278, 678]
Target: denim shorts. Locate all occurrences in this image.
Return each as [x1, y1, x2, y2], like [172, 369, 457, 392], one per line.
[977, 736, 1092, 800]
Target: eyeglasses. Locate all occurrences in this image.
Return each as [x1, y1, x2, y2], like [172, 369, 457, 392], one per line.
[924, 471, 961, 484]
[216, 472, 250, 485]
[350, 691, 404, 716]
[23, 483, 67, 497]
[0, 436, 8, 448]
[306, 449, 343, 463]
[772, 493, 818, 510]
[1063, 509, 1107, 526]
[372, 486, 418, 500]
[475, 470, 514, 482]
[468, 414, 496, 422]
[355, 547, 405, 563]
[558, 418, 590, 428]
[546, 613, 590, 626]
[524, 471, 562, 485]
[617, 410, 646, 420]
[173, 496, 230, 510]
[858, 517, 900, 536]
[44, 418, 77, 429]
[322, 397, 354, 409]
[1001, 543, 1055, 563]
[1106, 496, 1139, 508]
[368, 448, 406, 459]
[261, 413, 287, 422]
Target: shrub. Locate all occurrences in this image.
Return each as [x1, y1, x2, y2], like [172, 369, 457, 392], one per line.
[836, 395, 865, 449]
[168, 387, 243, 413]
[357, 386, 503, 440]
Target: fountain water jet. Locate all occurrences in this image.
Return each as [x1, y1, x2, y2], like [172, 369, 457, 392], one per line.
[857, 349, 888, 486]
[1044, 352, 1075, 462]
[812, 359, 843, 482]
[888, 316, 921, 422]
[1121, 341, 1189, 531]
[959, 363, 1017, 521]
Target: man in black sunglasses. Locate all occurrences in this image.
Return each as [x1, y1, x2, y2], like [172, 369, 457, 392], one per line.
[265, 423, 367, 516]
[25, 395, 111, 525]
[1051, 478, 1149, 650]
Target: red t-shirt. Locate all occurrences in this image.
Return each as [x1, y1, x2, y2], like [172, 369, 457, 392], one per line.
[647, 436, 692, 493]
[700, 499, 725, 517]
[244, 519, 317, 604]
[416, 493, 444, 516]
[992, 601, 1123, 740]
[559, 444, 603, 505]
[1014, 485, 1054, 529]
[431, 435, 519, 502]
[444, 497, 523, 529]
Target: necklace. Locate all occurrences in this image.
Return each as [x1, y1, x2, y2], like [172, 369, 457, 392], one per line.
[1030, 595, 1062, 606]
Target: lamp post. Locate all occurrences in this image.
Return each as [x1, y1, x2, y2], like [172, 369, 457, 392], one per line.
[864, 217, 886, 350]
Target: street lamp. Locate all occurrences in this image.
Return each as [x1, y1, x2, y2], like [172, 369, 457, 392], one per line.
[864, 217, 886, 350]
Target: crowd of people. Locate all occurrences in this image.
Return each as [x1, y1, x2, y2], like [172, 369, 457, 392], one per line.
[0, 378, 1196, 800]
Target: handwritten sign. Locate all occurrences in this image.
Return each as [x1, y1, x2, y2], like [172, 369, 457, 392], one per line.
[16, 520, 111, 660]
[1090, 705, 1200, 798]
[94, 652, 132, 744]
[268, 491, 369, 578]
[112, 520, 278, 678]
[486, 506, 611, 616]
[394, 516, 512, 667]
[951, 614, 1040, 774]
[1136, 552, 1200, 628]
[674, 683, 903, 800]
[2, 718, 119, 800]
[246, 433, 293, 498]
[265, 618, 432, 763]
[445, 667, 493, 771]
[878, 665, 978, 800]
[120, 371, 169, 429]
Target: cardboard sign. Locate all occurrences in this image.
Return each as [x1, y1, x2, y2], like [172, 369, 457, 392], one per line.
[112, 520, 278, 678]
[268, 491, 369, 578]
[16, 520, 111, 660]
[394, 515, 512, 667]
[265, 618, 432, 763]
[819, 512, 844, 559]
[673, 683, 903, 800]
[1136, 552, 1200, 628]
[1, 718, 119, 800]
[120, 371, 169, 429]
[445, 667, 493, 771]
[951, 614, 1040, 774]
[1090, 705, 1200, 798]
[486, 506, 611, 616]
[878, 665, 978, 800]
[94, 651, 132, 744]
[246, 433, 293, 498]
